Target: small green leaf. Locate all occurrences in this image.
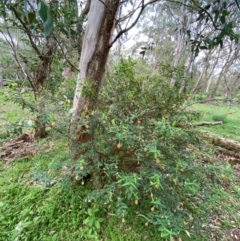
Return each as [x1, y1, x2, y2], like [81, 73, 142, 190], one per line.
[28, 12, 36, 24]
[36, 0, 54, 36]
[220, 15, 225, 24]
[214, 10, 219, 23]
[199, 46, 208, 50]
[218, 24, 228, 40]
[43, 10, 53, 37]
[24, 0, 28, 20]
[37, 1, 48, 23]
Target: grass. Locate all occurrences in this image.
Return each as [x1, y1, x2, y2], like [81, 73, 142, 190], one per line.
[192, 103, 240, 141]
[1, 146, 239, 241]
[0, 89, 240, 240]
[1, 144, 239, 240]
[0, 87, 31, 141]
[0, 144, 162, 241]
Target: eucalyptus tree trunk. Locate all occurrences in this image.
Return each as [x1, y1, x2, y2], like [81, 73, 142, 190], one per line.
[222, 75, 232, 98]
[189, 50, 211, 100]
[179, 51, 194, 93]
[179, 19, 202, 93]
[170, 4, 189, 87]
[0, 65, 3, 88]
[203, 50, 220, 93]
[231, 74, 240, 98]
[209, 43, 240, 99]
[73, 0, 120, 116]
[71, 0, 120, 158]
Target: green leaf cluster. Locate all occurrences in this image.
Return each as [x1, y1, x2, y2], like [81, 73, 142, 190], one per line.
[69, 58, 213, 240]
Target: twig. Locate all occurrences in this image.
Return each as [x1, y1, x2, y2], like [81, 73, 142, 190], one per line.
[135, 212, 154, 224]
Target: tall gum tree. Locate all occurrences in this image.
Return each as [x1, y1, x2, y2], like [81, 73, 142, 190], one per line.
[72, 0, 161, 118]
[72, 0, 120, 116]
[70, 0, 161, 159]
[70, 0, 120, 159]
[68, 0, 240, 158]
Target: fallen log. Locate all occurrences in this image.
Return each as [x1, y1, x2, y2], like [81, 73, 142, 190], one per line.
[201, 130, 240, 153]
[194, 121, 223, 126]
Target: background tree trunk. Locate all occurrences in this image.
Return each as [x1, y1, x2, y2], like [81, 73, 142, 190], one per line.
[189, 50, 211, 100]
[34, 32, 57, 94]
[0, 65, 3, 88]
[170, 4, 189, 87]
[209, 43, 240, 99]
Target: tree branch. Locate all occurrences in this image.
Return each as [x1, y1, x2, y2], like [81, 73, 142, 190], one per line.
[9, 5, 43, 59]
[234, 0, 240, 10]
[109, 0, 159, 48]
[53, 34, 79, 72]
[98, 0, 115, 17]
[190, 0, 221, 30]
[0, 28, 36, 94]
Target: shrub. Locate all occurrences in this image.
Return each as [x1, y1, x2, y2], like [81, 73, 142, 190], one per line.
[212, 115, 228, 123]
[235, 93, 240, 101]
[194, 93, 208, 101]
[69, 58, 212, 240]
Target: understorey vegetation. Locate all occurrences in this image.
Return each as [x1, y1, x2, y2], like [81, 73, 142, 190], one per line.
[0, 59, 239, 240]
[1, 0, 240, 240]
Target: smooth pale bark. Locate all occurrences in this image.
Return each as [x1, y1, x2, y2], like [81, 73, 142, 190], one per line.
[76, 0, 91, 59]
[189, 50, 211, 100]
[170, 4, 189, 87]
[70, 0, 120, 160]
[73, 0, 120, 116]
[209, 43, 240, 99]
[0, 65, 3, 88]
[205, 51, 220, 93]
[194, 121, 222, 126]
[179, 51, 194, 93]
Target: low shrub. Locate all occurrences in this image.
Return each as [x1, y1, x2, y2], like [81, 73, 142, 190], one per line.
[194, 93, 208, 101]
[69, 58, 215, 240]
[212, 114, 229, 123]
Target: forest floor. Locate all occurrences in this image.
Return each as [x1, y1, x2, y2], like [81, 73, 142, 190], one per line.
[0, 88, 240, 241]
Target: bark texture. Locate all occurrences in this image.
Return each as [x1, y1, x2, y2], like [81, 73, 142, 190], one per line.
[73, 0, 120, 115]
[34, 33, 57, 94]
[71, 0, 120, 159]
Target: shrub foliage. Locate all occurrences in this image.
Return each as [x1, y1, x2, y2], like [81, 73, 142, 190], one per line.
[69, 58, 210, 239]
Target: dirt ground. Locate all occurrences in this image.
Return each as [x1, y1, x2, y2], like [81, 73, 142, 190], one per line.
[0, 133, 35, 166]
